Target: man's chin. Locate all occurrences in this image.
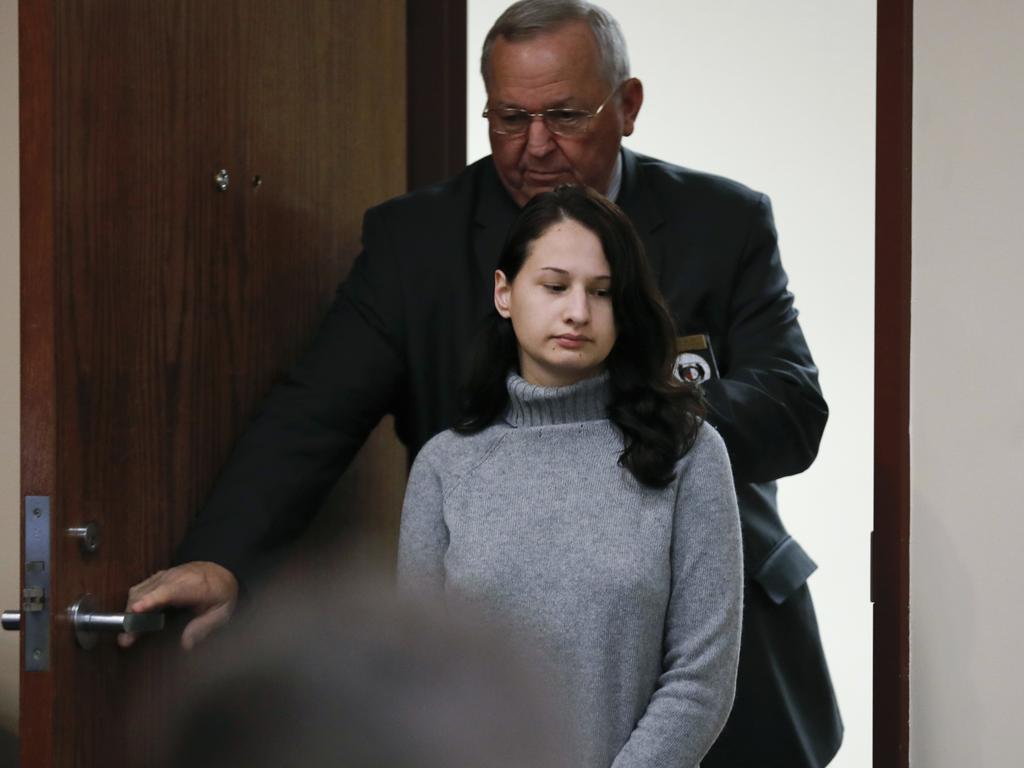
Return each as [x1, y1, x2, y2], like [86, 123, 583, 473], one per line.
[523, 171, 573, 190]
[519, 178, 576, 205]
[499, 174, 573, 207]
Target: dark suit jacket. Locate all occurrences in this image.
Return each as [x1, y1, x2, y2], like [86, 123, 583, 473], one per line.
[178, 148, 842, 766]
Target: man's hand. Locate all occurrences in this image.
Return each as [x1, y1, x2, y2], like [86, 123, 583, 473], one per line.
[117, 561, 238, 651]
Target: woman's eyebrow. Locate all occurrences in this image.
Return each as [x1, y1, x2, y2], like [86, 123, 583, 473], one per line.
[537, 267, 611, 280]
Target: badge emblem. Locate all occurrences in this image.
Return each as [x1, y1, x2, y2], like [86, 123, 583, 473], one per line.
[674, 334, 719, 384]
[674, 353, 712, 384]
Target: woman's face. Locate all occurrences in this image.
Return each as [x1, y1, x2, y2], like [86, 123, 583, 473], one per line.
[494, 218, 616, 387]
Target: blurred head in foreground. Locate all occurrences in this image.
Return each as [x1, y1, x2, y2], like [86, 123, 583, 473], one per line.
[153, 570, 571, 768]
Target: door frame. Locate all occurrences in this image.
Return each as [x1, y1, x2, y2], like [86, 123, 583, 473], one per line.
[873, 0, 912, 765]
[407, 0, 467, 190]
[18, 0, 57, 757]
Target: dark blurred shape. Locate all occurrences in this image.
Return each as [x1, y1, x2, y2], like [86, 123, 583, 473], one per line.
[0, 725, 16, 768]
[149, 567, 572, 768]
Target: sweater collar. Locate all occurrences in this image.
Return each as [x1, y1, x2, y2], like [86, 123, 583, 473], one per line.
[504, 372, 611, 428]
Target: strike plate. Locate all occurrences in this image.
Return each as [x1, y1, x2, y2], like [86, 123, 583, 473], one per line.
[24, 496, 50, 671]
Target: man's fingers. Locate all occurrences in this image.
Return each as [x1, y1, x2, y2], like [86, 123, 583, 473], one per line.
[125, 562, 236, 612]
[118, 562, 239, 651]
[124, 568, 190, 613]
[116, 631, 137, 648]
[180, 603, 233, 651]
[126, 579, 200, 613]
[126, 569, 167, 599]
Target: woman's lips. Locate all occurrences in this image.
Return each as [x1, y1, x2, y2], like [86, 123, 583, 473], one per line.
[553, 334, 588, 349]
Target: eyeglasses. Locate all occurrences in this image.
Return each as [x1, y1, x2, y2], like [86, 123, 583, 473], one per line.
[483, 83, 623, 138]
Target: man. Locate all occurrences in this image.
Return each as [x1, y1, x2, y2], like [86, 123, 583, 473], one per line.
[123, 2, 842, 765]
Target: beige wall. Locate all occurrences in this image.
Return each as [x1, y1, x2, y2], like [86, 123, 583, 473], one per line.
[0, 0, 20, 734]
[911, 1, 1024, 765]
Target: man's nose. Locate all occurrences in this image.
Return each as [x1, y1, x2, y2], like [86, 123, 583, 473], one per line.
[526, 116, 556, 156]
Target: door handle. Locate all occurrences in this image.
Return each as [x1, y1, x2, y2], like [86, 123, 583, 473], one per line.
[69, 594, 164, 649]
[2, 594, 165, 650]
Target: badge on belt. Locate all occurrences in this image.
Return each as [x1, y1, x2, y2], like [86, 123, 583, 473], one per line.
[674, 334, 719, 384]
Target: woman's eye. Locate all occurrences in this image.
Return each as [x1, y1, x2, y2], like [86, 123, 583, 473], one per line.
[592, 288, 611, 298]
[544, 284, 567, 293]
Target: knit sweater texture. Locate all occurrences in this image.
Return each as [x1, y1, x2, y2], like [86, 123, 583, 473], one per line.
[397, 373, 743, 767]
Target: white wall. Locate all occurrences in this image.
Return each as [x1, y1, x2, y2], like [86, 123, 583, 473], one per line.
[910, 1, 1024, 766]
[0, 0, 21, 738]
[468, 3, 876, 766]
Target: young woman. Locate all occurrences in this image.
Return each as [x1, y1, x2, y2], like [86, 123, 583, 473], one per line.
[397, 185, 742, 768]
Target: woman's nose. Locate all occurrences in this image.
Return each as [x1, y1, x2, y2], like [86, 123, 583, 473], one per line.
[563, 288, 591, 324]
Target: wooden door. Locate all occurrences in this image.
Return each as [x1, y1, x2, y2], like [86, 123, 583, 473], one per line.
[16, 1, 463, 765]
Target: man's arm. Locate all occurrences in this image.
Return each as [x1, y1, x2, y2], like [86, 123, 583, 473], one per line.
[701, 193, 828, 484]
[121, 206, 409, 647]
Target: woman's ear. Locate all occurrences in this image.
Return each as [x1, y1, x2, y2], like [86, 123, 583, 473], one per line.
[494, 270, 512, 319]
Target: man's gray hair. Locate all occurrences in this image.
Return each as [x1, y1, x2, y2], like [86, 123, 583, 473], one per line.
[481, 0, 630, 89]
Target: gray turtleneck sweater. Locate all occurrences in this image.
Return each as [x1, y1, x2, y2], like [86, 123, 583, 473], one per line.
[397, 373, 742, 767]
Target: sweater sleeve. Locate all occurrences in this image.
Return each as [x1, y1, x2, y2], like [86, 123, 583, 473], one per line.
[396, 439, 449, 597]
[611, 424, 743, 768]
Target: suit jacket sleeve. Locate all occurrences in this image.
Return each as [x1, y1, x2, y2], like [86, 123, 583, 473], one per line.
[700, 193, 828, 483]
[175, 205, 407, 586]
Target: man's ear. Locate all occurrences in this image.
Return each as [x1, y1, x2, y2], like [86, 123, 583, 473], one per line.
[620, 77, 644, 137]
[494, 270, 512, 318]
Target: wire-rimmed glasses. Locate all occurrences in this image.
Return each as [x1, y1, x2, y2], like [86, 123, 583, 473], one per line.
[483, 83, 623, 137]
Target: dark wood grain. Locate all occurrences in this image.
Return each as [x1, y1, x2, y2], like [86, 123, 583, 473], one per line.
[236, 0, 410, 568]
[19, 0, 57, 764]
[24, 1, 412, 764]
[52, 3, 229, 764]
[407, 0, 467, 189]
[874, 0, 913, 765]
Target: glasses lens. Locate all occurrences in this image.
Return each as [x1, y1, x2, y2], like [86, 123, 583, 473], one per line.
[484, 108, 594, 136]
[543, 109, 590, 136]
[488, 109, 531, 135]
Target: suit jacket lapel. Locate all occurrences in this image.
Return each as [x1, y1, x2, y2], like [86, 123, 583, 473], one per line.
[617, 148, 667, 278]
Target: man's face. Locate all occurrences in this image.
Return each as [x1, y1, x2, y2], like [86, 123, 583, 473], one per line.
[486, 21, 643, 207]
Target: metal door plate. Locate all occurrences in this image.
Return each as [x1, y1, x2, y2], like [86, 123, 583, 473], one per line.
[24, 496, 50, 671]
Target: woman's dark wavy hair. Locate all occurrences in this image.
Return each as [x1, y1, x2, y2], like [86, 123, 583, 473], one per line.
[455, 184, 705, 488]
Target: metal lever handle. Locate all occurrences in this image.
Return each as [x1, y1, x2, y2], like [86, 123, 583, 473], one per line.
[67, 522, 101, 553]
[68, 594, 165, 649]
[3, 595, 164, 650]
